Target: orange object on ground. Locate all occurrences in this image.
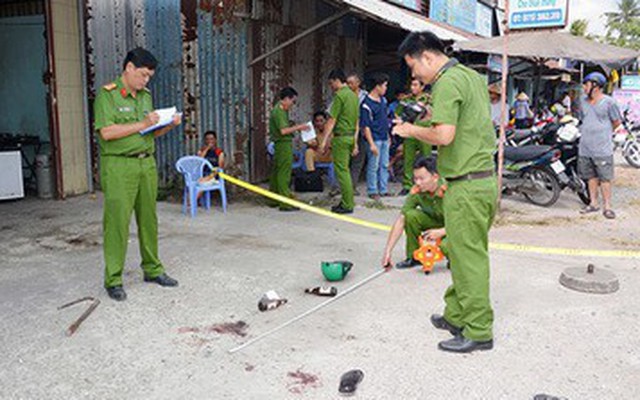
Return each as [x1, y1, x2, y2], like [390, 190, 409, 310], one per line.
[413, 237, 444, 273]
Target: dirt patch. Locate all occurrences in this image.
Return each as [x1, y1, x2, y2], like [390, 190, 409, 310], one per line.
[286, 369, 321, 394]
[215, 234, 275, 250]
[628, 198, 640, 210]
[609, 237, 640, 248]
[244, 363, 255, 372]
[65, 235, 100, 247]
[363, 200, 399, 210]
[614, 167, 640, 188]
[178, 321, 248, 337]
[493, 214, 597, 228]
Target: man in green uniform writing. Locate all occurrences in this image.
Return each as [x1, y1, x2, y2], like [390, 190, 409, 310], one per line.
[321, 69, 360, 214]
[394, 32, 498, 353]
[395, 78, 432, 196]
[381, 156, 448, 270]
[94, 48, 181, 301]
[268, 86, 309, 211]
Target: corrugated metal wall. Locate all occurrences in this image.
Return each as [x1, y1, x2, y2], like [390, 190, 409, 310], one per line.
[85, 0, 249, 185]
[196, 8, 250, 175]
[85, 0, 364, 184]
[250, 0, 365, 181]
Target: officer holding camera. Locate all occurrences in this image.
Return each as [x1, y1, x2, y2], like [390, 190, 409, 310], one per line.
[393, 32, 497, 354]
[395, 78, 433, 195]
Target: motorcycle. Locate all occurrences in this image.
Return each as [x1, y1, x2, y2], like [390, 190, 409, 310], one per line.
[546, 117, 591, 205]
[615, 109, 640, 168]
[501, 144, 563, 207]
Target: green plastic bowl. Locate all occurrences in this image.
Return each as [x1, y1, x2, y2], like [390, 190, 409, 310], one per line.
[321, 261, 353, 282]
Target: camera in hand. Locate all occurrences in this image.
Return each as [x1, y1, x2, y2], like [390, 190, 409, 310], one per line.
[398, 101, 428, 124]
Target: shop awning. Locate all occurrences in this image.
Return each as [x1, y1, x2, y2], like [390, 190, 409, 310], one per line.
[335, 0, 469, 42]
[455, 30, 639, 69]
[250, 0, 469, 66]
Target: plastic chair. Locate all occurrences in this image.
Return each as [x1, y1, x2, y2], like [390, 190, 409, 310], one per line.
[175, 156, 227, 218]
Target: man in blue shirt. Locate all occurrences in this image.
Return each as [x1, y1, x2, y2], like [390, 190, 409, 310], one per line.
[361, 73, 391, 199]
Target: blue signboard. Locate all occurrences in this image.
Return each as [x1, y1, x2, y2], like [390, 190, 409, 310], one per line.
[387, 0, 422, 12]
[621, 75, 640, 91]
[509, 0, 569, 30]
[429, 0, 477, 34]
[476, 2, 493, 37]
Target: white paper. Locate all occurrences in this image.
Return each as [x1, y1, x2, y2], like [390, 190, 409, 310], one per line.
[301, 121, 316, 142]
[140, 106, 180, 135]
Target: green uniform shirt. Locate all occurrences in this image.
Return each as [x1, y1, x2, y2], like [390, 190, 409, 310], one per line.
[430, 63, 495, 178]
[395, 92, 431, 117]
[269, 102, 291, 143]
[94, 76, 154, 156]
[401, 180, 446, 224]
[330, 86, 359, 135]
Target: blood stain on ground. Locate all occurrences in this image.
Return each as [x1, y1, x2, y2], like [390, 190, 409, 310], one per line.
[177, 321, 248, 337]
[205, 321, 248, 337]
[286, 369, 321, 394]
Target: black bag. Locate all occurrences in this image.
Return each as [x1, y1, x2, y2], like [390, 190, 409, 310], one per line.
[293, 170, 323, 192]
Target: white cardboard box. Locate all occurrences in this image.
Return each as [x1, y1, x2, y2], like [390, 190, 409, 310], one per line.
[0, 151, 24, 200]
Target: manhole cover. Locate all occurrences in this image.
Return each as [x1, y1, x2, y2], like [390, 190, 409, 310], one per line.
[559, 264, 619, 294]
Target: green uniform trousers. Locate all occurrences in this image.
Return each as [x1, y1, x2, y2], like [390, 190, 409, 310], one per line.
[268, 141, 294, 209]
[332, 136, 355, 210]
[443, 177, 498, 341]
[403, 209, 449, 259]
[403, 138, 432, 189]
[101, 156, 164, 288]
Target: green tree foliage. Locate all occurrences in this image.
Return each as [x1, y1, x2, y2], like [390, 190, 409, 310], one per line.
[570, 19, 589, 37]
[605, 0, 640, 49]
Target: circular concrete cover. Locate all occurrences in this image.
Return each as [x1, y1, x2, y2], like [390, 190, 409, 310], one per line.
[559, 264, 619, 294]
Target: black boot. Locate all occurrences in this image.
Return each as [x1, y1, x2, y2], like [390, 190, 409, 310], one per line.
[430, 314, 462, 336]
[438, 336, 493, 353]
[395, 258, 420, 269]
[144, 273, 179, 287]
[106, 286, 127, 301]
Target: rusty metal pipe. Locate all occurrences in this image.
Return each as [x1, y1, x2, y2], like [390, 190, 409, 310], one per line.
[58, 297, 100, 336]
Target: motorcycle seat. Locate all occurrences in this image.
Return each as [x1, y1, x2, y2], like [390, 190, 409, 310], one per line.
[504, 145, 552, 162]
[512, 129, 535, 141]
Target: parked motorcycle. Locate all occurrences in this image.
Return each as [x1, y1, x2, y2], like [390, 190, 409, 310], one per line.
[547, 117, 591, 205]
[616, 109, 640, 168]
[501, 145, 563, 207]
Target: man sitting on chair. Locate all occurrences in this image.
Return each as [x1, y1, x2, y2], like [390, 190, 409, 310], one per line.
[305, 111, 332, 171]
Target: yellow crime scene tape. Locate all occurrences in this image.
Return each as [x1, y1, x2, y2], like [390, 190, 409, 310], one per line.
[219, 172, 640, 259]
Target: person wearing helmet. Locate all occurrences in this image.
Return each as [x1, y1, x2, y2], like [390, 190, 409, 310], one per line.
[578, 72, 622, 219]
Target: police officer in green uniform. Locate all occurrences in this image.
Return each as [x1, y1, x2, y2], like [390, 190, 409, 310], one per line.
[268, 87, 309, 211]
[321, 69, 360, 214]
[94, 48, 181, 301]
[381, 156, 449, 270]
[395, 78, 433, 195]
[394, 32, 498, 353]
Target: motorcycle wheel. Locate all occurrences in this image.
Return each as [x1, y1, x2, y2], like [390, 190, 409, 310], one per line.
[523, 167, 561, 207]
[623, 138, 640, 168]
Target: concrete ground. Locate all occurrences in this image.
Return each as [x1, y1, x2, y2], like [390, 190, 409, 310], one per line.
[1, 162, 639, 400]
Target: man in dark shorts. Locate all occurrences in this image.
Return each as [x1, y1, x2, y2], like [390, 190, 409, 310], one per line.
[578, 72, 621, 220]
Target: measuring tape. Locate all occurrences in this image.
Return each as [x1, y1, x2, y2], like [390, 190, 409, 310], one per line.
[219, 172, 640, 259]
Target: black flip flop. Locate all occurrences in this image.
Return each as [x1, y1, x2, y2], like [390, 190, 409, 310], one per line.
[339, 369, 364, 396]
